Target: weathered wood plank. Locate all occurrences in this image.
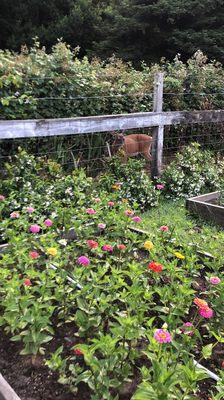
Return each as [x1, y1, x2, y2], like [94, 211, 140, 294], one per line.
[1, 109, 224, 139]
[186, 191, 224, 227]
[151, 73, 164, 177]
[0, 374, 21, 400]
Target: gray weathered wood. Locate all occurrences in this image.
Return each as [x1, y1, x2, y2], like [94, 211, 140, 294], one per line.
[151, 73, 164, 178]
[1, 109, 224, 140]
[186, 191, 224, 227]
[0, 374, 21, 400]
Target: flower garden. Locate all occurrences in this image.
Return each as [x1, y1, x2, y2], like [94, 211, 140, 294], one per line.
[0, 148, 224, 400]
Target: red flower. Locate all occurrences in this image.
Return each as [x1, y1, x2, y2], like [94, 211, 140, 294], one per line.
[24, 279, 32, 286]
[87, 240, 98, 249]
[73, 348, 83, 356]
[29, 251, 40, 259]
[117, 244, 126, 250]
[148, 261, 163, 273]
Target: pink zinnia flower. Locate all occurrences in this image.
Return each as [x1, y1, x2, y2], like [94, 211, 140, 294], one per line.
[108, 201, 115, 207]
[117, 244, 126, 250]
[180, 322, 194, 336]
[94, 197, 101, 203]
[29, 251, 40, 259]
[98, 223, 106, 230]
[125, 210, 134, 217]
[10, 211, 20, 218]
[199, 307, 213, 319]
[209, 276, 221, 285]
[86, 208, 96, 215]
[27, 206, 35, 213]
[0, 195, 5, 201]
[102, 244, 113, 252]
[156, 184, 164, 190]
[77, 256, 90, 266]
[44, 219, 53, 227]
[87, 240, 98, 249]
[132, 216, 142, 223]
[29, 224, 41, 233]
[160, 225, 169, 232]
[154, 329, 172, 343]
[24, 278, 32, 287]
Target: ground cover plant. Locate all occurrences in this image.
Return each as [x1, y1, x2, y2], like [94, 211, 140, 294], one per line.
[0, 150, 224, 400]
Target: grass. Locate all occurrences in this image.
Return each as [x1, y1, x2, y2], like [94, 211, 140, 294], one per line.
[142, 199, 224, 256]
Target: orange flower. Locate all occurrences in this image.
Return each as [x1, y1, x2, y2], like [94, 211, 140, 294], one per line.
[193, 298, 208, 309]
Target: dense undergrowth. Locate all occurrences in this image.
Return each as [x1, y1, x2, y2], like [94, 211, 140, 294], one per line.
[0, 148, 224, 399]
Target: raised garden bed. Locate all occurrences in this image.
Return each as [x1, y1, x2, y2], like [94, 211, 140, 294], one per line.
[186, 191, 224, 227]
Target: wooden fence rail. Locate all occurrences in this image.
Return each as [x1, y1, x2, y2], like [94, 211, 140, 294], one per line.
[1, 72, 224, 176]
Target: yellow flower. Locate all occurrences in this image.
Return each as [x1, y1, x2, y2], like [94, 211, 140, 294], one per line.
[112, 184, 121, 190]
[174, 251, 185, 260]
[143, 240, 154, 251]
[122, 198, 128, 203]
[47, 247, 58, 257]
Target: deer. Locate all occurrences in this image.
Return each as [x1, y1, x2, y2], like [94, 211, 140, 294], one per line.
[111, 132, 153, 163]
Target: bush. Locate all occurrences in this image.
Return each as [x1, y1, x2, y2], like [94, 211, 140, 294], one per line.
[162, 143, 224, 198]
[98, 157, 160, 211]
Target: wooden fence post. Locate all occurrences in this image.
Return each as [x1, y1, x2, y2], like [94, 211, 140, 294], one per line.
[151, 72, 164, 178]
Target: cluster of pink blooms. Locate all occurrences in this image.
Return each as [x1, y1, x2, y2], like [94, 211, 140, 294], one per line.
[10, 211, 20, 218]
[193, 298, 213, 319]
[102, 244, 113, 252]
[124, 210, 134, 217]
[44, 219, 53, 227]
[132, 216, 142, 223]
[156, 184, 164, 190]
[29, 251, 40, 259]
[29, 224, 41, 233]
[86, 208, 96, 215]
[0, 194, 5, 201]
[24, 278, 32, 287]
[77, 256, 90, 266]
[108, 201, 115, 207]
[94, 198, 101, 203]
[160, 225, 169, 232]
[98, 223, 106, 230]
[180, 322, 194, 336]
[209, 276, 221, 285]
[27, 206, 35, 213]
[154, 329, 172, 343]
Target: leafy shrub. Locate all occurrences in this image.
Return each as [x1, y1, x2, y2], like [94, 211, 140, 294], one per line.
[162, 143, 224, 198]
[98, 157, 160, 210]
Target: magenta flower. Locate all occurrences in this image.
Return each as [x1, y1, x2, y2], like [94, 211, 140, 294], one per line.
[154, 329, 172, 343]
[27, 206, 35, 213]
[102, 244, 113, 252]
[77, 256, 90, 266]
[10, 211, 20, 218]
[44, 219, 53, 227]
[180, 322, 194, 336]
[132, 216, 142, 223]
[98, 223, 106, 230]
[156, 184, 164, 190]
[199, 307, 213, 319]
[160, 225, 169, 232]
[0, 195, 5, 201]
[209, 276, 221, 285]
[86, 208, 96, 215]
[29, 224, 41, 233]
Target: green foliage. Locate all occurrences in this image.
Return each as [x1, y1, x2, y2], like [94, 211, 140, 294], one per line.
[98, 157, 160, 210]
[162, 143, 224, 198]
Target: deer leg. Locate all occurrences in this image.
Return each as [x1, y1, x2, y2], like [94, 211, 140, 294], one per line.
[142, 150, 152, 162]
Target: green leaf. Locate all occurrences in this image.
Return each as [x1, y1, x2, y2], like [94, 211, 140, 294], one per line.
[202, 343, 213, 359]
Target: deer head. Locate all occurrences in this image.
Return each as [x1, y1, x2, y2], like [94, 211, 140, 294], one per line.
[111, 132, 125, 155]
